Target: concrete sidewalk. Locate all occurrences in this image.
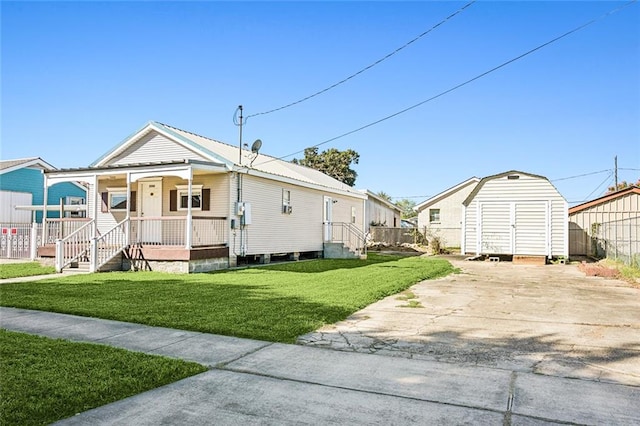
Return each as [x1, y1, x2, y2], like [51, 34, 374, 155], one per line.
[1, 307, 638, 425]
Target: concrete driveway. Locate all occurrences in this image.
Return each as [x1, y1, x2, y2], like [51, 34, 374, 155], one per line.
[298, 255, 640, 387]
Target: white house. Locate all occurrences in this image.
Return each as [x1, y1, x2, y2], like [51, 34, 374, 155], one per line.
[41, 121, 368, 273]
[361, 190, 401, 231]
[461, 170, 568, 260]
[415, 177, 479, 248]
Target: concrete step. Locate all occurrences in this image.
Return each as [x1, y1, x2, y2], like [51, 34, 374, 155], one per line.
[66, 261, 90, 273]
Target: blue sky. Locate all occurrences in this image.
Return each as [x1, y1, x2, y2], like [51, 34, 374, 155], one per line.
[2, 1, 638, 206]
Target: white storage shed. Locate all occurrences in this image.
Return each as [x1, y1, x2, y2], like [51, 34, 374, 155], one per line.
[461, 170, 568, 259]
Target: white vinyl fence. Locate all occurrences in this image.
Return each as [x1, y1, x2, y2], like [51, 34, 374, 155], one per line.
[0, 223, 42, 259]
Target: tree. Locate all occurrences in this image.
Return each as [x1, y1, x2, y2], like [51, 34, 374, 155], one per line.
[292, 147, 360, 186]
[395, 198, 417, 219]
[607, 178, 640, 193]
[376, 191, 393, 202]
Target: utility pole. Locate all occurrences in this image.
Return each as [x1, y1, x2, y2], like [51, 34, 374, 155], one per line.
[614, 155, 618, 190]
[237, 105, 243, 166]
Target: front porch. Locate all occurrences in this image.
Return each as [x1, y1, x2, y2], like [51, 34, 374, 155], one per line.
[39, 216, 230, 273]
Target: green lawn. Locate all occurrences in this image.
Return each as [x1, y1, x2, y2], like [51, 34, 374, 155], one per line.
[0, 254, 455, 343]
[0, 262, 55, 279]
[0, 330, 207, 426]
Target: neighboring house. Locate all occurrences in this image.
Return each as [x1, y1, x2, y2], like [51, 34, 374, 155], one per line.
[568, 185, 639, 259]
[0, 157, 86, 223]
[461, 170, 568, 260]
[361, 190, 401, 230]
[415, 177, 479, 248]
[401, 218, 417, 228]
[42, 121, 368, 273]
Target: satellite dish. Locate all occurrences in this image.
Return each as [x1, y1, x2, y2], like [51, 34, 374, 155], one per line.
[251, 139, 262, 154]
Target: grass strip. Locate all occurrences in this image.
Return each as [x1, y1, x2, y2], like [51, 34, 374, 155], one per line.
[0, 254, 455, 343]
[0, 262, 55, 279]
[0, 329, 207, 426]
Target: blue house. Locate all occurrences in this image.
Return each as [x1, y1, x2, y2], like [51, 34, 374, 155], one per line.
[0, 157, 86, 223]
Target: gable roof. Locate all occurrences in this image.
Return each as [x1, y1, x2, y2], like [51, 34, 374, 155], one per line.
[462, 170, 556, 206]
[360, 190, 402, 212]
[569, 185, 640, 215]
[0, 157, 56, 175]
[91, 121, 365, 198]
[415, 177, 480, 212]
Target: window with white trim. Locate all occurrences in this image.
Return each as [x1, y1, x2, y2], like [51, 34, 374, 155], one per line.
[282, 189, 292, 214]
[351, 206, 357, 224]
[176, 184, 203, 211]
[107, 188, 128, 211]
[429, 208, 440, 223]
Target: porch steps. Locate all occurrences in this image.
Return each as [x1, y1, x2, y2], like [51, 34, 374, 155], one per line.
[66, 261, 90, 273]
[323, 242, 366, 260]
[63, 253, 124, 273]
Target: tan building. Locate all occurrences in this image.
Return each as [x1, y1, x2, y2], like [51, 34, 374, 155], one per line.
[568, 186, 639, 260]
[415, 177, 479, 249]
[361, 190, 401, 231]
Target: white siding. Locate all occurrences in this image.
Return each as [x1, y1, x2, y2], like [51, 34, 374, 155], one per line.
[161, 175, 229, 217]
[110, 132, 207, 166]
[480, 202, 511, 254]
[0, 191, 32, 223]
[463, 173, 567, 257]
[231, 173, 364, 255]
[96, 179, 123, 234]
[514, 202, 548, 255]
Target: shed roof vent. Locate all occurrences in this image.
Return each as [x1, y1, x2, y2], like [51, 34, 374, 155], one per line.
[507, 175, 520, 180]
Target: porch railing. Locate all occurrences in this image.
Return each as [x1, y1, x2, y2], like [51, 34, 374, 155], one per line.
[129, 216, 227, 247]
[55, 220, 95, 272]
[92, 218, 129, 272]
[45, 218, 92, 245]
[327, 222, 367, 256]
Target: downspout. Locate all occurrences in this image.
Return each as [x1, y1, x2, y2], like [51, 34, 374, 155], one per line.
[563, 200, 569, 259]
[461, 204, 466, 255]
[476, 202, 481, 255]
[237, 171, 244, 256]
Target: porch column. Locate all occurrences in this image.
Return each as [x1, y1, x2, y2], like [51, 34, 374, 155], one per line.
[185, 167, 193, 249]
[42, 174, 49, 242]
[92, 175, 99, 238]
[126, 172, 131, 245]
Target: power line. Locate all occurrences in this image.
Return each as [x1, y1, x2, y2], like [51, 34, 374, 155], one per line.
[551, 169, 611, 182]
[390, 195, 433, 200]
[246, 1, 476, 119]
[582, 171, 614, 202]
[254, 0, 637, 167]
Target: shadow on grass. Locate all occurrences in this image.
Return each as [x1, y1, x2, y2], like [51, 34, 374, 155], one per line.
[0, 279, 355, 343]
[228, 254, 401, 274]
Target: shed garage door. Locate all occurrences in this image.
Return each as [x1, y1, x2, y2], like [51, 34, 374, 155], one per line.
[514, 202, 548, 256]
[480, 203, 511, 254]
[479, 201, 548, 256]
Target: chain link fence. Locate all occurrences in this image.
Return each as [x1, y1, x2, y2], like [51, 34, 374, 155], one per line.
[592, 216, 639, 267]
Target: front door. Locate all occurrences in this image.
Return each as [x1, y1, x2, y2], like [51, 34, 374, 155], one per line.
[323, 196, 333, 241]
[140, 179, 163, 244]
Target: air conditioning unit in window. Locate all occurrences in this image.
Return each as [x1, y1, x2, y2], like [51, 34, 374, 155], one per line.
[283, 205, 292, 214]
